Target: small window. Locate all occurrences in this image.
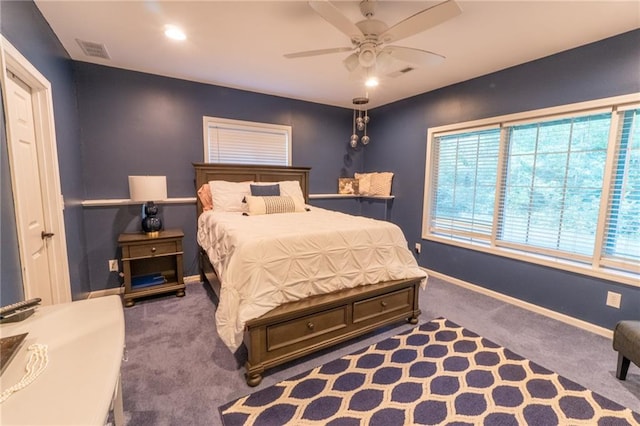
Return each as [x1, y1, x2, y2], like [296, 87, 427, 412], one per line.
[203, 117, 291, 166]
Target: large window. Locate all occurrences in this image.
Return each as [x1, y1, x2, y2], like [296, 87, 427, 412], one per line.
[423, 95, 639, 285]
[203, 117, 291, 166]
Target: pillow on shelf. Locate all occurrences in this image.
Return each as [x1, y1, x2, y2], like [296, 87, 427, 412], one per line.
[250, 183, 280, 196]
[197, 183, 213, 211]
[369, 172, 394, 196]
[354, 172, 373, 195]
[209, 180, 252, 212]
[354, 172, 394, 196]
[244, 195, 306, 215]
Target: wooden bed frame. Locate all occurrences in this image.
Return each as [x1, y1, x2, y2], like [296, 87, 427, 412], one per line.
[194, 163, 421, 386]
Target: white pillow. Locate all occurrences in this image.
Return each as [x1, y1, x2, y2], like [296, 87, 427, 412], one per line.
[275, 181, 306, 205]
[369, 172, 394, 196]
[244, 195, 306, 215]
[355, 172, 373, 195]
[355, 172, 393, 196]
[209, 180, 252, 212]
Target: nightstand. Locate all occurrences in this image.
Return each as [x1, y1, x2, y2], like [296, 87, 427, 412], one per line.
[118, 229, 186, 307]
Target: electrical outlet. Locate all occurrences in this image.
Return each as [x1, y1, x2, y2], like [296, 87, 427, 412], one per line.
[108, 259, 119, 272]
[414, 243, 421, 254]
[606, 291, 621, 309]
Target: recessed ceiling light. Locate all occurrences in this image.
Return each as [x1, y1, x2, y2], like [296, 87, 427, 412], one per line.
[365, 77, 379, 88]
[164, 25, 186, 41]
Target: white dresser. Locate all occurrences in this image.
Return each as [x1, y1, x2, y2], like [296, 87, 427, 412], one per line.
[0, 295, 125, 425]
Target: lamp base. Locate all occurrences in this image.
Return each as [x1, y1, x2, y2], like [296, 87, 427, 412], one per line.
[141, 202, 163, 236]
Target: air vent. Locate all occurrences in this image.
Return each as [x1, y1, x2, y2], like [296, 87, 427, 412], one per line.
[387, 67, 415, 78]
[75, 39, 110, 59]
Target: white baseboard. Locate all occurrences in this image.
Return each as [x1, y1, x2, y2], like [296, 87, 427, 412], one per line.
[425, 268, 613, 340]
[87, 275, 201, 299]
[87, 287, 123, 299]
[184, 274, 201, 284]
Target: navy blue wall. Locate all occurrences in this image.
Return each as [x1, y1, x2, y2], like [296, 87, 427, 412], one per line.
[1, 0, 89, 302]
[73, 62, 360, 290]
[367, 29, 640, 329]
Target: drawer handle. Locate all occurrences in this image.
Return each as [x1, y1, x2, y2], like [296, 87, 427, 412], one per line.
[151, 247, 157, 253]
[381, 301, 388, 308]
[307, 322, 315, 330]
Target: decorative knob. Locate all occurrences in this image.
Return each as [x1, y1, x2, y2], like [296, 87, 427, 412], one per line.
[151, 247, 157, 253]
[381, 301, 388, 308]
[307, 322, 315, 330]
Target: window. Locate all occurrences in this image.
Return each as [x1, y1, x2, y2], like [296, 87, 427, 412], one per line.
[203, 117, 291, 166]
[427, 127, 500, 243]
[601, 107, 640, 271]
[424, 94, 640, 285]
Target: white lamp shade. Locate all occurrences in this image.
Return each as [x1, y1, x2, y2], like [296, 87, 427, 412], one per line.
[128, 176, 167, 202]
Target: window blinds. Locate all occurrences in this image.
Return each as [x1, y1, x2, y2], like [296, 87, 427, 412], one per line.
[429, 127, 500, 242]
[205, 118, 290, 166]
[601, 108, 640, 270]
[497, 113, 611, 260]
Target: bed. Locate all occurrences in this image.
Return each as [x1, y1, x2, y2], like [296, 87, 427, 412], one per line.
[194, 163, 427, 386]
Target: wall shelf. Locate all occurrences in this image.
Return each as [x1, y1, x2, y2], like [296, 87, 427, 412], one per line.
[82, 194, 395, 207]
[309, 194, 395, 200]
[81, 197, 196, 207]
[82, 194, 393, 207]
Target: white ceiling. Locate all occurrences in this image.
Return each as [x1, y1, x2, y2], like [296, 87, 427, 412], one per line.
[35, 1, 639, 109]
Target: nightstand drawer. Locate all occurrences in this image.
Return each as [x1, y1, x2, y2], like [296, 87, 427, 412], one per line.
[353, 287, 413, 323]
[127, 241, 179, 259]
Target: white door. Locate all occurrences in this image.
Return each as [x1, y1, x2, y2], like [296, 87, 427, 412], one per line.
[5, 73, 56, 305]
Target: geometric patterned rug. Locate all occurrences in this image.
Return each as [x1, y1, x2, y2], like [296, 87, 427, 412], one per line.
[220, 318, 640, 425]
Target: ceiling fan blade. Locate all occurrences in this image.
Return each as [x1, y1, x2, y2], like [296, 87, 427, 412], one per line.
[380, 0, 461, 44]
[284, 46, 354, 59]
[383, 46, 445, 67]
[309, 1, 364, 42]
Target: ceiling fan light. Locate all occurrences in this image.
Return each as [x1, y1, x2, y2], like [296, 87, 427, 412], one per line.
[358, 47, 376, 68]
[365, 77, 379, 87]
[343, 53, 360, 72]
[164, 25, 186, 41]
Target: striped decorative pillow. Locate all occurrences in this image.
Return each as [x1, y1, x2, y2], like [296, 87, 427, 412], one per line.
[244, 195, 306, 215]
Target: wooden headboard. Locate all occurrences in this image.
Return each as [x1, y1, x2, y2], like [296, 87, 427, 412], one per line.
[193, 163, 311, 215]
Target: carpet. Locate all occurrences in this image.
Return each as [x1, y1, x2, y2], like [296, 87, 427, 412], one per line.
[220, 318, 640, 425]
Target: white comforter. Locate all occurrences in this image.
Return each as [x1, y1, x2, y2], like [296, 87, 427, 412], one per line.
[197, 207, 427, 351]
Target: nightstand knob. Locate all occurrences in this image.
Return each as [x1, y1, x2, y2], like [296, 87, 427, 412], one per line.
[307, 322, 315, 330]
[151, 247, 157, 254]
[381, 301, 388, 308]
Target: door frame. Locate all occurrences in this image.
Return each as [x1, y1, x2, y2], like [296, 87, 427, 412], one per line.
[1, 36, 71, 304]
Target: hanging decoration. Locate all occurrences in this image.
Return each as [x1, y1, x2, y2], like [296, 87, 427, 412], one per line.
[350, 97, 370, 148]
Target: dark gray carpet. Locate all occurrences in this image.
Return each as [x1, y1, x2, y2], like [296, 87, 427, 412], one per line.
[121, 276, 640, 425]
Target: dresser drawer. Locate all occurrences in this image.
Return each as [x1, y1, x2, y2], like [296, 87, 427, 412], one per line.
[353, 287, 413, 323]
[267, 307, 348, 351]
[126, 241, 179, 259]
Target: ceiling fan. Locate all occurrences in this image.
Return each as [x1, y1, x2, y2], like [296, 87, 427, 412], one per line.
[285, 0, 462, 76]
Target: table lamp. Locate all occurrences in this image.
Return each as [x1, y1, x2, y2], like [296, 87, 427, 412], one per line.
[128, 176, 167, 237]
